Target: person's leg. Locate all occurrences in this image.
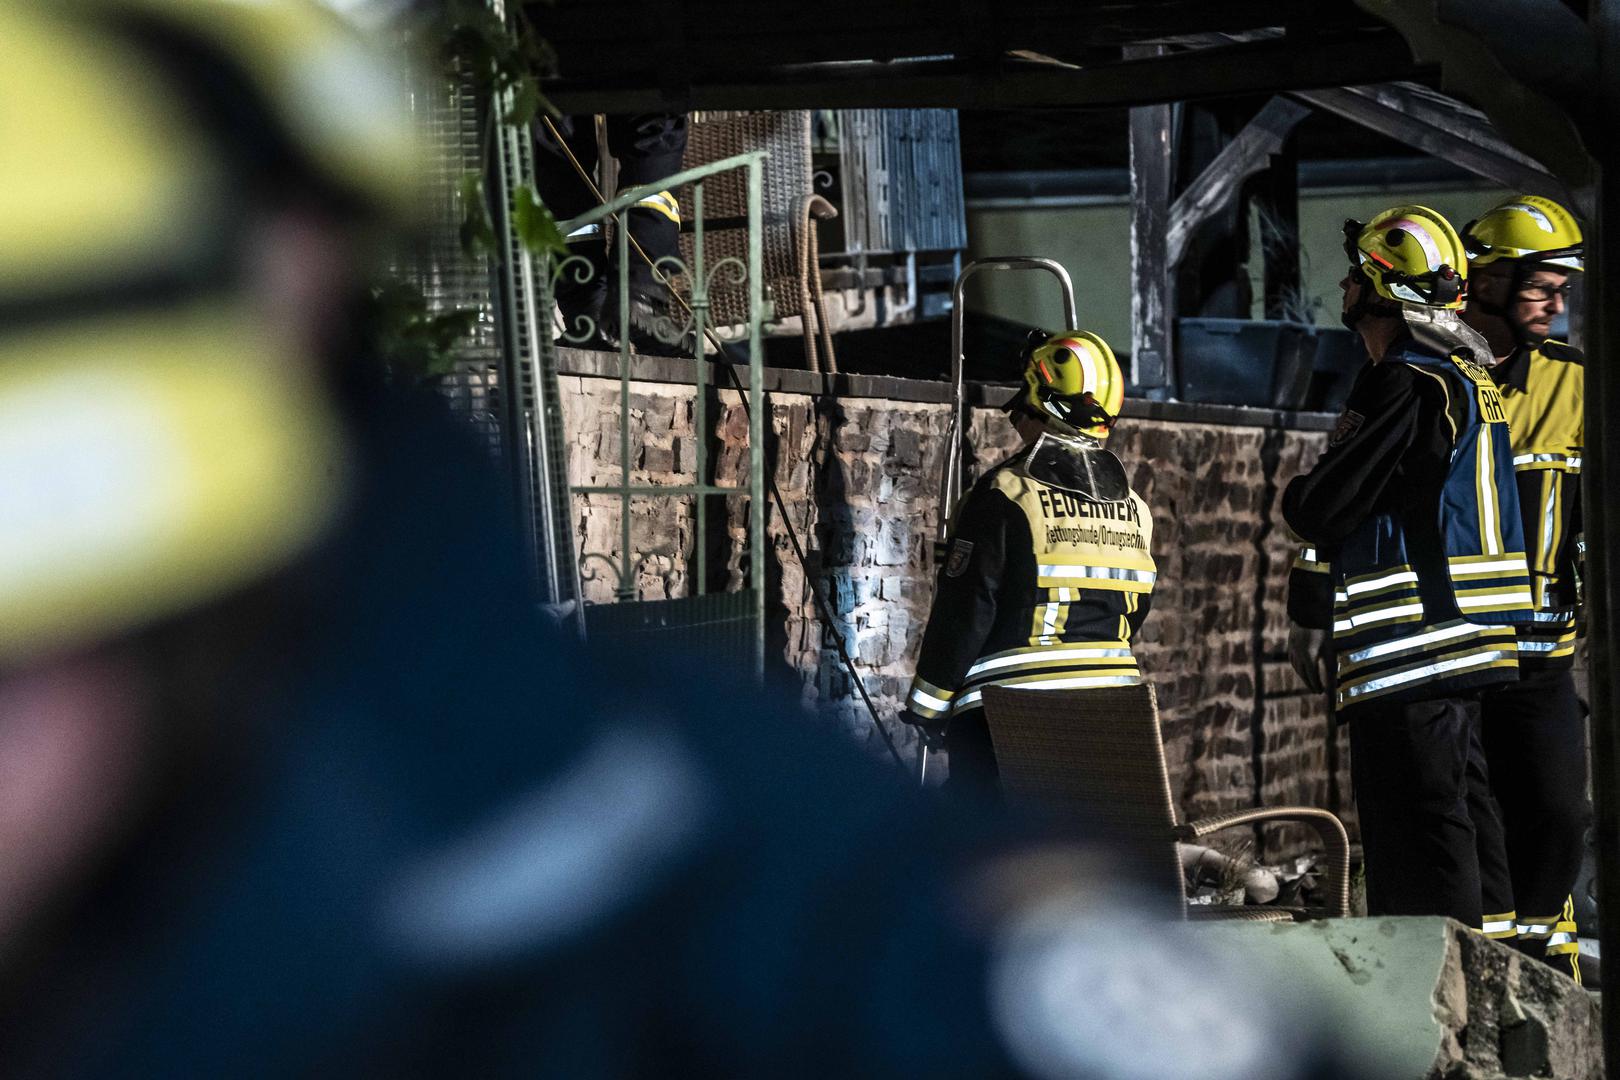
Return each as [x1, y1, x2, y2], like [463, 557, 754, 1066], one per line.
[1347, 695, 1483, 926]
[604, 113, 687, 294]
[533, 114, 609, 336]
[599, 114, 690, 355]
[1480, 665, 1591, 980]
[1468, 700, 1519, 945]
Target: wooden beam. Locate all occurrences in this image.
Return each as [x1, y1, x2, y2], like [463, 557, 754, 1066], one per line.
[1357, 0, 1595, 191]
[544, 31, 1432, 114]
[1165, 96, 1312, 267]
[1291, 83, 1579, 211]
[1128, 45, 1174, 391]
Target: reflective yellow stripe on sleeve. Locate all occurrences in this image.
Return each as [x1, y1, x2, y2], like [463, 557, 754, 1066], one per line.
[632, 190, 680, 224]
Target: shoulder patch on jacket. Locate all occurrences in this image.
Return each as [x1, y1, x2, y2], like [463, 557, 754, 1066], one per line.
[1330, 409, 1365, 446]
[945, 538, 975, 578]
[1541, 339, 1585, 365]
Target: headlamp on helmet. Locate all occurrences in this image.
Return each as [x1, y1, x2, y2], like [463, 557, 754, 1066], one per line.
[1343, 205, 1468, 312]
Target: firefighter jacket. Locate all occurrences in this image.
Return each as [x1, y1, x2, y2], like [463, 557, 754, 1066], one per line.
[905, 436, 1155, 724]
[1491, 341, 1584, 667]
[1283, 338, 1534, 709]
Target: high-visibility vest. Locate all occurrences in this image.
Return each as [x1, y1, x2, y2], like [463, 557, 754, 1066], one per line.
[906, 454, 1156, 722]
[1330, 345, 1533, 708]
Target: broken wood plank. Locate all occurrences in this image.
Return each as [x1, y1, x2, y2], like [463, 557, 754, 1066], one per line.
[1128, 44, 1175, 390]
[1290, 83, 1576, 210]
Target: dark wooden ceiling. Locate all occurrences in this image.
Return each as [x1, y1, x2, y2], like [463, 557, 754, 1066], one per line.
[532, 2, 1435, 113]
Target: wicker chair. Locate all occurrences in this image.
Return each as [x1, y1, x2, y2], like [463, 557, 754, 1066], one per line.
[981, 683, 1351, 922]
[673, 110, 839, 372]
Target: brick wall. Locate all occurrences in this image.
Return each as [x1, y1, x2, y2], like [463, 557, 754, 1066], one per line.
[557, 369, 1348, 857]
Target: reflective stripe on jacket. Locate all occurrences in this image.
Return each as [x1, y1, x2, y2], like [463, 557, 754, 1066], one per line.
[1283, 340, 1533, 708]
[1492, 341, 1584, 668]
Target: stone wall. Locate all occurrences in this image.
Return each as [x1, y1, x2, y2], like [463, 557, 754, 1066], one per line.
[556, 364, 1347, 858]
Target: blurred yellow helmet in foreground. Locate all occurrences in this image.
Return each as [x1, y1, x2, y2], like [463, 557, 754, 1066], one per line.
[0, 0, 420, 661]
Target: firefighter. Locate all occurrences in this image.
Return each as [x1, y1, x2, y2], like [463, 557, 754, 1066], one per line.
[902, 330, 1156, 806]
[1283, 206, 1534, 929]
[1460, 195, 1590, 981]
[535, 113, 688, 354]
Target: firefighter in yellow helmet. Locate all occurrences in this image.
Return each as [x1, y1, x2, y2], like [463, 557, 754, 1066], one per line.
[1459, 195, 1591, 982]
[1284, 205, 1535, 931]
[902, 329, 1156, 805]
[0, 0, 437, 1068]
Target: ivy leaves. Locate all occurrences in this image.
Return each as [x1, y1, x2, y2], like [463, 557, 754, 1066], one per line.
[368, 279, 481, 383]
[382, 2, 567, 380]
[430, 0, 556, 118]
[512, 183, 568, 257]
[420, 2, 567, 260]
[458, 173, 498, 258]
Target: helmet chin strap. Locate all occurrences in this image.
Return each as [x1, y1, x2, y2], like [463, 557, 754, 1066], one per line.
[1340, 267, 1399, 334]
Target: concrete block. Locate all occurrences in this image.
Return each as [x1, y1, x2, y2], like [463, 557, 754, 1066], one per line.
[1198, 917, 1601, 1080]
[886, 608, 910, 663]
[890, 427, 923, 467]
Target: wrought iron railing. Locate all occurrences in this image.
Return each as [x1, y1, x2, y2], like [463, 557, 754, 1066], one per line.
[540, 152, 771, 676]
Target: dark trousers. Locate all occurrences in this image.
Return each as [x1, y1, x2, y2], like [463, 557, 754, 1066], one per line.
[1477, 665, 1591, 973]
[533, 113, 687, 322]
[1346, 694, 1503, 928]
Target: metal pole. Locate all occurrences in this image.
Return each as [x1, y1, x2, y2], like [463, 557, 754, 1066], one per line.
[618, 214, 634, 601]
[941, 257, 1077, 540]
[693, 183, 708, 597]
[749, 159, 767, 681]
[1590, 6, 1620, 1070]
[1591, 171, 1619, 1075]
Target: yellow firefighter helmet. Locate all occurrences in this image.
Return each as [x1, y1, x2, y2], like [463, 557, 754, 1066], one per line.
[1464, 195, 1584, 272]
[0, 0, 419, 661]
[1342, 205, 1468, 311]
[1013, 329, 1125, 441]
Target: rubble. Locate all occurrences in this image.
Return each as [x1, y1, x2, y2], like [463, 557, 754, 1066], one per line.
[1199, 917, 1601, 1079]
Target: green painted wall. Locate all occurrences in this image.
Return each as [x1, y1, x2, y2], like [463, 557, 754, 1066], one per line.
[964, 185, 1510, 346]
[964, 203, 1134, 346]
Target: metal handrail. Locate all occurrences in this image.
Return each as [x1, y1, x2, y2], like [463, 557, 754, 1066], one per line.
[540, 151, 770, 677]
[556, 151, 768, 234]
[939, 257, 1078, 540]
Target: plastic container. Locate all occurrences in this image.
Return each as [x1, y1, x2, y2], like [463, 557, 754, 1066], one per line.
[1175, 317, 1320, 410]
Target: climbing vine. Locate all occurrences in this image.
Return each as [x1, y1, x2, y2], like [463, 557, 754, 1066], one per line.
[372, 0, 566, 382]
